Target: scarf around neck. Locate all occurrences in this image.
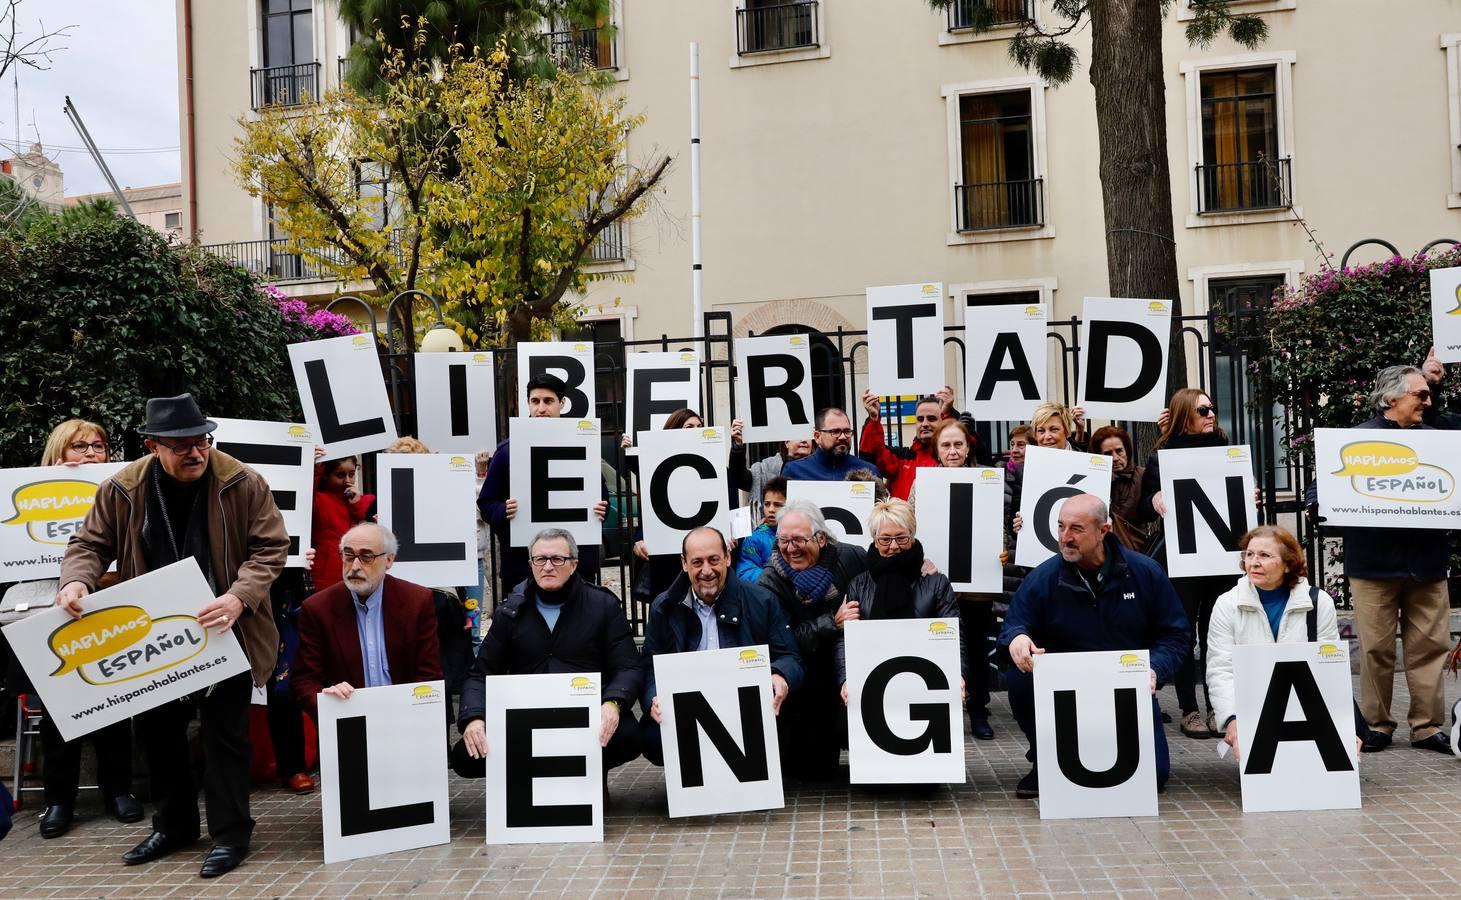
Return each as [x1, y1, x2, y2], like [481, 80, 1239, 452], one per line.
[770, 548, 839, 607]
[865, 541, 924, 620]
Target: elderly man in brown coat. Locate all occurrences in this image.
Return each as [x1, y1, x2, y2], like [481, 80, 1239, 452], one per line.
[57, 394, 288, 879]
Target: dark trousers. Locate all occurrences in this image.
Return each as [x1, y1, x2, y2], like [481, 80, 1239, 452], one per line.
[1173, 576, 1226, 715]
[138, 672, 255, 847]
[960, 601, 994, 721]
[1005, 664, 1170, 788]
[265, 676, 307, 780]
[449, 707, 643, 778]
[40, 715, 134, 805]
[776, 680, 846, 780]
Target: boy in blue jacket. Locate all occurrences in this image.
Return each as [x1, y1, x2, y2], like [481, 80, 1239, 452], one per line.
[736, 477, 786, 583]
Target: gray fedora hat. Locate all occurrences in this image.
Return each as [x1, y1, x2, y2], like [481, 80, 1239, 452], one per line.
[137, 393, 219, 439]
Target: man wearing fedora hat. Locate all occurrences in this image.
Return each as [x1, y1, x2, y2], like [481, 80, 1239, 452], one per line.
[57, 393, 289, 878]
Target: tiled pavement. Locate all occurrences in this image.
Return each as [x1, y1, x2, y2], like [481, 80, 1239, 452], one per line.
[5, 672, 1460, 899]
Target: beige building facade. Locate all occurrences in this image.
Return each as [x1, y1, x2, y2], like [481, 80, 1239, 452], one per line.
[66, 182, 184, 238]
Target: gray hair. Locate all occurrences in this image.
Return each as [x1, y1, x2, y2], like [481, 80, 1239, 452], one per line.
[530, 527, 579, 558]
[340, 522, 398, 556]
[777, 499, 833, 542]
[1059, 494, 1109, 526]
[1369, 365, 1425, 411]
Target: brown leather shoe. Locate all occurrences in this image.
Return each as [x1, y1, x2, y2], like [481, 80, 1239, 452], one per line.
[284, 772, 315, 794]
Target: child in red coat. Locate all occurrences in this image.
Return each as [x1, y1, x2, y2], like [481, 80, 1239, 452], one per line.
[311, 456, 374, 590]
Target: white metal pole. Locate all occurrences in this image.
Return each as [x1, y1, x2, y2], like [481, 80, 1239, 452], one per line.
[690, 42, 704, 339]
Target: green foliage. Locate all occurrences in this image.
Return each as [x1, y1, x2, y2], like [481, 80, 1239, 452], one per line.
[0, 216, 349, 468]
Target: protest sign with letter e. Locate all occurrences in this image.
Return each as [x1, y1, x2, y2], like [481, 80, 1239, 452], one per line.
[508, 417, 603, 549]
[733, 334, 815, 445]
[655, 645, 783, 818]
[964, 302, 1047, 421]
[212, 418, 315, 568]
[1313, 427, 1461, 529]
[415, 351, 498, 454]
[517, 341, 596, 419]
[1078, 298, 1172, 422]
[785, 480, 876, 542]
[913, 466, 1005, 592]
[627, 351, 701, 437]
[1033, 649, 1159, 820]
[1157, 444, 1257, 578]
[375, 453, 480, 587]
[1428, 266, 1461, 364]
[0, 461, 126, 581]
[288, 334, 398, 459]
[636, 427, 730, 555]
[318, 681, 451, 863]
[866, 282, 945, 396]
[1014, 447, 1113, 568]
[1233, 642, 1361, 813]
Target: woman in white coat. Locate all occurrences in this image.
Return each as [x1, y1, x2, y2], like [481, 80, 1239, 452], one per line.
[1206, 525, 1362, 763]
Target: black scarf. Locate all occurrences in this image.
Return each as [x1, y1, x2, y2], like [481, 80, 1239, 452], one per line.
[864, 540, 924, 620]
[142, 460, 215, 592]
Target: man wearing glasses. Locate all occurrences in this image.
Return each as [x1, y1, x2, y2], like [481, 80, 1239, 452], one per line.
[57, 394, 289, 878]
[290, 523, 442, 721]
[450, 528, 644, 793]
[780, 407, 882, 482]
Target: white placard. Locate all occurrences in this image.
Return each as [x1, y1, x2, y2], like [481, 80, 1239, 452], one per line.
[1157, 444, 1258, 578]
[0, 462, 126, 581]
[636, 428, 730, 555]
[2, 558, 250, 741]
[965, 302, 1048, 421]
[288, 334, 398, 459]
[845, 619, 965, 784]
[733, 334, 815, 445]
[1313, 427, 1461, 529]
[627, 350, 701, 437]
[1233, 642, 1361, 813]
[1429, 266, 1461, 363]
[1034, 649, 1158, 820]
[517, 341, 596, 419]
[1014, 447, 1114, 568]
[655, 645, 783, 817]
[414, 351, 498, 454]
[866, 282, 945, 396]
[507, 418, 603, 548]
[1077, 298, 1172, 422]
[212, 418, 315, 569]
[375, 453, 479, 586]
[785, 480, 876, 542]
[913, 467, 1005, 592]
[318, 680, 451, 863]
[482, 672, 604, 845]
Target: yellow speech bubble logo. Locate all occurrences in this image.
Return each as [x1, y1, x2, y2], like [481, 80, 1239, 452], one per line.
[1118, 653, 1141, 667]
[413, 685, 436, 698]
[351, 335, 370, 347]
[286, 425, 310, 439]
[570, 676, 593, 690]
[472, 352, 490, 363]
[1447, 284, 1461, 316]
[928, 621, 950, 634]
[739, 649, 760, 662]
[1024, 305, 1042, 316]
[573, 342, 589, 352]
[1147, 301, 1169, 313]
[48, 606, 152, 676]
[1318, 643, 1341, 657]
[3, 479, 101, 544]
[1332, 441, 1420, 477]
[449, 456, 468, 467]
[576, 420, 595, 431]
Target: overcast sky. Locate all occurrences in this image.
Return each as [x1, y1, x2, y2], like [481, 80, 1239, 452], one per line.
[3, 0, 179, 196]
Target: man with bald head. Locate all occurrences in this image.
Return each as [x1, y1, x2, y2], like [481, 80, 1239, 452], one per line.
[997, 494, 1189, 798]
[638, 527, 805, 766]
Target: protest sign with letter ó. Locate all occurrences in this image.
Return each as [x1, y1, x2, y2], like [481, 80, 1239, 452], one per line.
[415, 351, 498, 454]
[483, 671, 604, 845]
[627, 350, 701, 438]
[319, 681, 451, 863]
[1234, 642, 1360, 813]
[785, 480, 876, 542]
[0, 461, 126, 582]
[517, 341, 596, 419]
[212, 418, 315, 568]
[733, 334, 814, 445]
[2, 558, 251, 741]
[964, 302, 1047, 422]
[1078, 298, 1172, 422]
[508, 417, 604, 549]
[636, 427, 730, 555]
[288, 334, 398, 459]
[1034, 649, 1159, 820]
[1014, 446, 1113, 568]
[655, 645, 783, 818]
[913, 466, 1005, 593]
[866, 282, 945, 396]
[1428, 266, 1461, 364]
[375, 453, 480, 587]
[1157, 444, 1257, 579]
[1314, 428, 1461, 529]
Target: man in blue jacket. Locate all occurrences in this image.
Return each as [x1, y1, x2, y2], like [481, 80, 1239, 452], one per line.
[640, 526, 805, 766]
[781, 408, 881, 481]
[998, 494, 1189, 799]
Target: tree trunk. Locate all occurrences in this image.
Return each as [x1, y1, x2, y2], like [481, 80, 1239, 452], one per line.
[1088, 0, 1188, 397]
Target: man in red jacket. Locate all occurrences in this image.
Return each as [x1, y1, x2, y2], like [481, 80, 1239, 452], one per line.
[292, 523, 442, 720]
[858, 387, 959, 500]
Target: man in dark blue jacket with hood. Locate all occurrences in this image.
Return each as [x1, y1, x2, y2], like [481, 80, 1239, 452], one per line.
[639, 527, 805, 766]
[998, 494, 1189, 799]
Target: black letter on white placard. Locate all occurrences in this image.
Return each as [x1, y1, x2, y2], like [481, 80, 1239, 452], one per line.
[447, 364, 470, 436]
[1033, 476, 1088, 555]
[821, 504, 865, 538]
[529, 356, 590, 418]
[530, 447, 589, 524]
[1172, 476, 1247, 555]
[872, 303, 938, 379]
[304, 358, 386, 444]
[216, 441, 304, 555]
[335, 716, 435, 836]
[1243, 661, 1353, 776]
[947, 482, 974, 585]
[504, 707, 593, 828]
[390, 469, 460, 562]
[649, 454, 718, 530]
[1085, 321, 1162, 404]
[974, 333, 1040, 401]
[862, 656, 952, 755]
[670, 687, 769, 787]
[632, 368, 694, 436]
[745, 353, 809, 428]
[1052, 688, 1140, 789]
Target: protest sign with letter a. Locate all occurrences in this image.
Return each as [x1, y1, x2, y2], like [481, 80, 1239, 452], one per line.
[866, 282, 945, 396]
[516, 341, 596, 419]
[1234, 642, 1360, 813]
[626, 351, 701, 438]
[964, 302, 1047, 421]
[0, 461, 126, 581]
[1034, 650, 1158, 820]
[845, 619, 965, 784]
[212, 418, 315, 568]
[482, 672, 603, 845]
[3, 558, 250, 741]
[1078, 298, 1171, 422]
[1157, 444, 1257, 578]
[785, 480, 876, 542]
[733, 334, 814, 445]
[913, 467, 1005, 593]
[1429, 266, 1461, 364]
[1313, 427, 1461, 529]
[288, 334, 398, 459]
[319, 681, 450, 863]
[636, 427, 730, 555]
[508, 417, 603, 548]
[375, 453, 480, 587]
[414, 351, 498, 454]
[1014, 447, 1113, 568]
[655, 645, 783, 818]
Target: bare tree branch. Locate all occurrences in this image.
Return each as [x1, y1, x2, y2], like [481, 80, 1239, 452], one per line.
[0, 1, 74, 83]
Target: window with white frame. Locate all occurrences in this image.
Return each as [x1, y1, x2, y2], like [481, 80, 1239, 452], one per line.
[1444, 34, 1461, 208]
[940, 0, 1035, 46]
[354, 160, 395, 231]
[1176, 0, 1296, 23]
[730, 0, 830, 68]
[942, 77, 1052, 244]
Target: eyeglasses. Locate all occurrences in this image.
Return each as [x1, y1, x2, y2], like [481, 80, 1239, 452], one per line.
[341, 549, 385, 565]
[819, 428, 853, 438]
[1196, 405, 1216, 418]
[1241, 550, 1279, 562]
[775, 535, 817, 549]
[69, 441, 108, 455]
[1408, 389, 1433, 403]
[156, 435, 214, 455]
[874, 534, 913, 548]
[529, 554, 576, 568]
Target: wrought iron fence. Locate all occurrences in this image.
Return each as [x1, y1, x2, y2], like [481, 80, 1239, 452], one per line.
[946, 0, 1033, 30]
[251, 62, 321, 111]
[201, 231, 405, 284]
[736, 1, 819, 54]
[955, 178, 1044, 231]
[588, 218, 626, 263]
[548, 25, 616, 70]
[1195, 156, 1291, 214]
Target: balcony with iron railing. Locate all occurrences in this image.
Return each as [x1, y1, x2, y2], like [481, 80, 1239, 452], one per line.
[955, 178, 1045, 231]
[737, 2, 819, 55]
[587, 218, 625, 263]
[946, 0, 1034, 31]
[200, 231, 405, 284]
[1195, 156, 1291, 214]
[250, 62, 321, 111]
[548, 26, 617, 70]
